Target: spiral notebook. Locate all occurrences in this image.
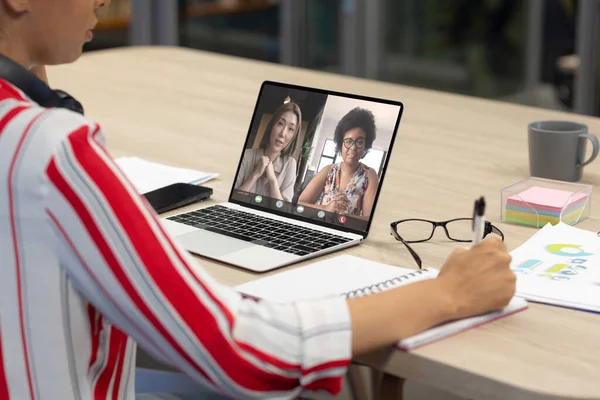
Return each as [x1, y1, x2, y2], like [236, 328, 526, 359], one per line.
[234, 255, 528, 350]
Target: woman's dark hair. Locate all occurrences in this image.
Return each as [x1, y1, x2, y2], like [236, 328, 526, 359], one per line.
[259, 101, 302, 160]
[333, 107, 377, 157]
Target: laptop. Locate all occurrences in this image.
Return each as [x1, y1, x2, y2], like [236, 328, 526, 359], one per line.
[162, 81, 404, 272]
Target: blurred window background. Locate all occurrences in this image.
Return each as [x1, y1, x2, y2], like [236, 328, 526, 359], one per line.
[91, 0, 600, 116]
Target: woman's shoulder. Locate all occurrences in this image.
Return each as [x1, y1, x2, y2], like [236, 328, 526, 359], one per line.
[283, 154, 298, 167]
[329, 162, 342, 172]
[242, 147, 263, 161]
[281, 155, 298, 177]
[359, 164, 378, 188]
[358, 162, 374, 174]
[243, 147, 261, 156]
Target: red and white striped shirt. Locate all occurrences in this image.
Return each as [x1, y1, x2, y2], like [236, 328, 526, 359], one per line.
[0, 79, 352, 400]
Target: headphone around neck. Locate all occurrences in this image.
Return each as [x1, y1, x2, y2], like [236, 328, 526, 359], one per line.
[0, 53, 84, 115]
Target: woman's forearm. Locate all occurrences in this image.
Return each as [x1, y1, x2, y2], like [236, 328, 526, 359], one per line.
[348, 279, 456, 355]
[268, 179, 283, 200]
[239, 174, 259, 192]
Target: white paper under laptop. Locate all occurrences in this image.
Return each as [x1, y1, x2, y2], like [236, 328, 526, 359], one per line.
[161, 81, 404, 272]
[115, 156, 218, 194]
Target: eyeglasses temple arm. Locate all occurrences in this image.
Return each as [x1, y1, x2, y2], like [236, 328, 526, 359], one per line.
[493, 226, 505, 241]
[391, 224, 423, 269]
[404, 239, 423, 269]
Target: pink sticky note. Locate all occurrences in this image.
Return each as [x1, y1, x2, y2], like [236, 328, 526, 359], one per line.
[507, 186, 589, 212]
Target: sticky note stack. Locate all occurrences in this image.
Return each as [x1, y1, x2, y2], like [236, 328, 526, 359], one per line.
[505, 186, 590, 227]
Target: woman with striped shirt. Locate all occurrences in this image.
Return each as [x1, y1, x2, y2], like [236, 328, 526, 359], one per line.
[0, 0, 516, 399]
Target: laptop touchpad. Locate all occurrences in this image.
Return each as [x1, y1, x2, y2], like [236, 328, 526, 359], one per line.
[175, 229, 253, 257]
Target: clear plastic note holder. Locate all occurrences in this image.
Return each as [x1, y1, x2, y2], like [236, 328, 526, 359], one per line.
[501, 177, 592, 228]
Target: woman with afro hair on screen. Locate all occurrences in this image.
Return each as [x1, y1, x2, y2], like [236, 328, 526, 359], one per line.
[298, 107, 379, 220]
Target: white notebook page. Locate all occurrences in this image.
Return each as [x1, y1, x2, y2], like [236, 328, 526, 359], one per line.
[235, 255, 437, 303]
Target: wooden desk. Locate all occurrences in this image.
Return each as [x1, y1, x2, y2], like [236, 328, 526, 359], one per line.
[48, 47, 600, 400]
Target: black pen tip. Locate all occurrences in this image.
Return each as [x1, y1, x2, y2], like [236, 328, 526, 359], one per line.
[476, 196, 486, 215]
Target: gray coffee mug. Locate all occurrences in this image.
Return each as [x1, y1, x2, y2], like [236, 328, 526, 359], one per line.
[528, 121, 599, 182]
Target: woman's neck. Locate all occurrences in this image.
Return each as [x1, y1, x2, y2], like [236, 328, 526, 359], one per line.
[0, 34, 33, 70]
[0, 44, 47, 83]
[341, 161, 359, 176]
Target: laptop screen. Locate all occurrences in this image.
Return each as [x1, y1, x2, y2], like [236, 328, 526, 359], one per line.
[229, 81, 403, 236]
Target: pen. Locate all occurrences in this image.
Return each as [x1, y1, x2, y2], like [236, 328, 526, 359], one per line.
[472, 196, 486, 245]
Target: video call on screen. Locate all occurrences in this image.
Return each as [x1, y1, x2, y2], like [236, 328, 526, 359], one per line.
[231, 83, 402, 233]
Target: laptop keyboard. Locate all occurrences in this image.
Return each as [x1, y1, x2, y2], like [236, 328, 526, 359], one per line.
[166, 205, 353, 256]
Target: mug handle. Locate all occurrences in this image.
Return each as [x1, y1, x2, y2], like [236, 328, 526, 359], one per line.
[578, 133, 599, 167]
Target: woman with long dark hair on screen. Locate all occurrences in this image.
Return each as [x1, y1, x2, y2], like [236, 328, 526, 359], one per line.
[235, 101, 301, 202]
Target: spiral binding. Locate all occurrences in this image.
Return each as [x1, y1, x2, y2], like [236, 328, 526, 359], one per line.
[342, 269, 428, 299]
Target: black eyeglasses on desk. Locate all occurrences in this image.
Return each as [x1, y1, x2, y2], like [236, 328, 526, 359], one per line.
[389, 218, 505, 269]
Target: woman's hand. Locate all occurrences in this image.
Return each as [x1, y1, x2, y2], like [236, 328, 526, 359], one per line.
[325, 193, 349, 213]
[252, 156, 270, 180]
[437, 237, 516, 319]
